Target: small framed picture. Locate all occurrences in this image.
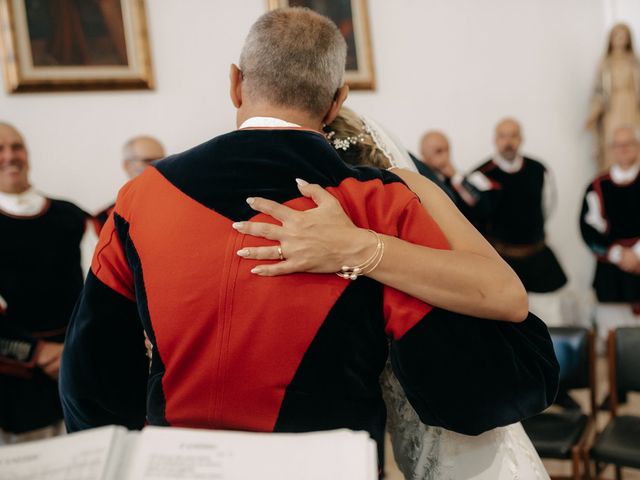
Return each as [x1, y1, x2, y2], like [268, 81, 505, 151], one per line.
[267, 0, 375, 90]
[0, 0, 154, 93]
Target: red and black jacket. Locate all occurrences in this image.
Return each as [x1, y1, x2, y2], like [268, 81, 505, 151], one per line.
[60, 129, 558, 457]
[580, 170, 640, 302]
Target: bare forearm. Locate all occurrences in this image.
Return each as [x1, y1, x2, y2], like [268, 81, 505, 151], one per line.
[366, 235, 528, 322]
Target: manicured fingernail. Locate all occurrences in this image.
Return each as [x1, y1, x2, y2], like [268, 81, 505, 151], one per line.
[251, 267, 263, 274]
[232, 222, 244, 230]
[246, 197, 255, 205]
[237, 249, 249, 257]
[295, 178, 309, 186]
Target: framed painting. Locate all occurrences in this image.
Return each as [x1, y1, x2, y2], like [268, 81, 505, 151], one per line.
[267, 0, 375, 90]
[0, 0, 153, 93]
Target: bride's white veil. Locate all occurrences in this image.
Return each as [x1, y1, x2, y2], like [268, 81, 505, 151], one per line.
[359, 114, 418, 173]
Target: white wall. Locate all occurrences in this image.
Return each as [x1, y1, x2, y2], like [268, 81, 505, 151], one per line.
[605, 0, 640, 39]
[1, 0, 623, 292]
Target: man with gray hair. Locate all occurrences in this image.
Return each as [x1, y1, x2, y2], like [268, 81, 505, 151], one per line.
[581, 124, 640, 352]
[93, 135, 165, 233]
[121, 135, 165, 180]
[60, 8, 556, 469]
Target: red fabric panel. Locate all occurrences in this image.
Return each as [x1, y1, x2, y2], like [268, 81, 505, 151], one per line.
[123, 168, 350, 431]
[91, 214, 135, 301]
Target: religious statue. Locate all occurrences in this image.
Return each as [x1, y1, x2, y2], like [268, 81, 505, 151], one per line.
[586, 23, 640, 170]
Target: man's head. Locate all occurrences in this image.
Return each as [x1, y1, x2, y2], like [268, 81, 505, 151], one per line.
[231, 7, 349, 129]
[495, 118, 523, 162]
[122, 135, 165, 179]
[0, 122, 30, 194]
[609, 125, 640, 170]
[420, 131, 454, 178]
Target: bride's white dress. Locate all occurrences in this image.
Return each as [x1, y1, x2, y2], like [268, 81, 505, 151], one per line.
[381, 365, 549, 480]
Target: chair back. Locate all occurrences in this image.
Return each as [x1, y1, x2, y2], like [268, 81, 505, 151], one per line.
[549, 327, 596, 413]
[612, 327, 640, 394]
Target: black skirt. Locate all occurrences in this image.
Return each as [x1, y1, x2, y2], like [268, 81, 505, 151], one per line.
[504, 245, 567, 293]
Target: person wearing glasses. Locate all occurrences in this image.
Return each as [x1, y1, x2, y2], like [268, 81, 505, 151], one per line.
[92, 135, 165, 233]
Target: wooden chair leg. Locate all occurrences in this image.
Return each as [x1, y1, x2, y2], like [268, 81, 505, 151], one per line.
[571, 448, 582, 480]
[581, 448, 592, 480]
[615, 465, 622, 480]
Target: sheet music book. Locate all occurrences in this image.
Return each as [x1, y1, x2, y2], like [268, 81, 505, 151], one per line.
[0, 425, 377, 480]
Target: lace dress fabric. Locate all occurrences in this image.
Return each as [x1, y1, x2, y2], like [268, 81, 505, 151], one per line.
[380, 364, 549, 480]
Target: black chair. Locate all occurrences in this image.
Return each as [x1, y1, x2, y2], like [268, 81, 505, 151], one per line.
[522, 327, 596, 480]
[591, 327, 640, 480]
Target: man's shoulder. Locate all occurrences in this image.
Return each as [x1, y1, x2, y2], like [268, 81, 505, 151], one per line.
[348, 164, 406, 186]
[473, 158, 497, 174]
[47, 198, 89, 220]
[332, 166, 418, 230]
[154, 129, 335, 176]
[523, 156, 548, 172]
[591, 170, 611, 186]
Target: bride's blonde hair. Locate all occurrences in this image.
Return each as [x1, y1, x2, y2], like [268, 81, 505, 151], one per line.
[324, 107, 392, 169]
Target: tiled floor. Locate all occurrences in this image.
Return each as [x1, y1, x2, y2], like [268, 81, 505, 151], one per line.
[382, 357, 640, 479]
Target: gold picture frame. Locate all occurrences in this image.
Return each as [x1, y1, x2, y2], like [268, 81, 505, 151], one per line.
[0, 0, 154, 93]
[267, 0, 375, 90]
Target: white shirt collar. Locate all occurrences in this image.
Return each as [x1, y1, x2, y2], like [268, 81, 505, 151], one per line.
[610, 162, 640, 185]
[493, 153, 524, 173]
[0, 187, 47, 217]
[239, 117, 301, 129]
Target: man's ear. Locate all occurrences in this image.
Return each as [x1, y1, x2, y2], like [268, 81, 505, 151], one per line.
[229, 64, 243, 109]
[122, 160, 133, 178]
[323, 84, 349, 125]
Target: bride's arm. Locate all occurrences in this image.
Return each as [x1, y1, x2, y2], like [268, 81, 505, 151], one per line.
[232, 174, 528, 323]
[372, 168, 527, 322]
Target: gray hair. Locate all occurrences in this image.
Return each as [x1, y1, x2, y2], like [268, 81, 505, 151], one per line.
[122, 135, 164, 163]
[239, 7, 346, 117]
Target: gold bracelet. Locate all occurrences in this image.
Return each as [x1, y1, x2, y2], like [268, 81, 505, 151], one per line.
[336, 230, 385, 280]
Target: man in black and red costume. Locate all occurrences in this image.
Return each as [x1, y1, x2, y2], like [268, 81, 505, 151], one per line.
[417, 130, 491, 224]
[580, 125, 640, 351]
[60, 8, 557, 469]
[470, 118, 570, 327]
[0, 122, 88, 443]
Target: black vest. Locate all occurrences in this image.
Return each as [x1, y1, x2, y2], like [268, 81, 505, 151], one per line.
[478, 157, 546, 245]
[0, 199, 86, 433]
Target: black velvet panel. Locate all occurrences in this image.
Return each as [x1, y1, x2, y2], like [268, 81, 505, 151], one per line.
[391, 309, 559, 436]
[274, 277, 388, 465]
[113, 213, 169, 426]
[154, 129, 406, 222]
[60, 271, 148, 432]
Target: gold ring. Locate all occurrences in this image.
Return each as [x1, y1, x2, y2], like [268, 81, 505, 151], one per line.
[277, 246, 284, 260]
